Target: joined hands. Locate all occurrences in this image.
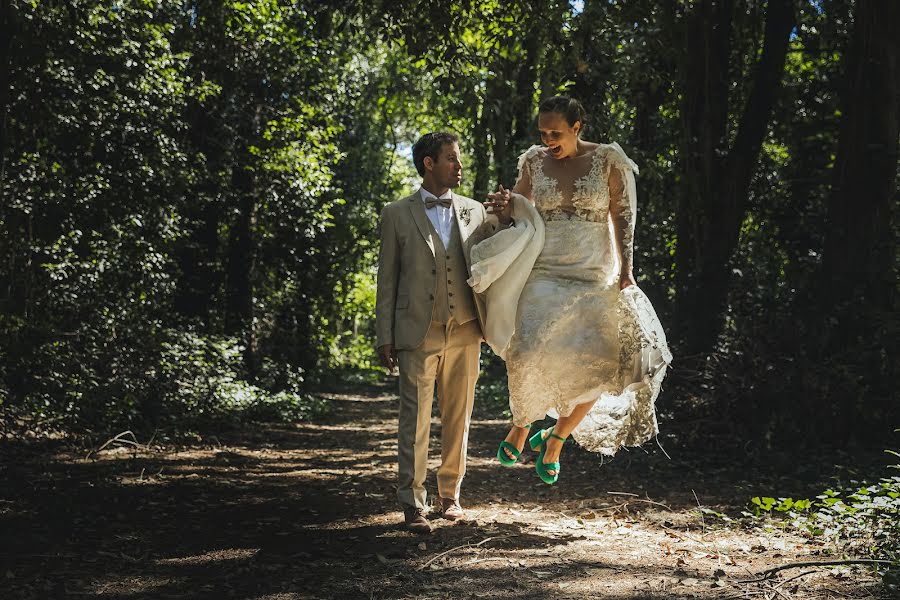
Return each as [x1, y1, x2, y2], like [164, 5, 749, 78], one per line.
[484, 184, 513, 224]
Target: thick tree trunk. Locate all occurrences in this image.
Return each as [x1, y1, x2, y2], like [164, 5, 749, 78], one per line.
[0, 0, 10, 188]
[173, 0, 228, 326]
[820, 0, 899, 316]
[674, 0, 733, 356]
[1, 0, 14, 312]
[675, 0, 794, 356]
[175, 92, 223, 324]
[174, 198, 220, 324]
[572, 0, 610, 138]
[814, 0, 900, 438]
[225, 106, 260, 379]
[1, 0, 32, 322]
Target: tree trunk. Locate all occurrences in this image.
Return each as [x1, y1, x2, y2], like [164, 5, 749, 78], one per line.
[820, 0, 899, 316]
[0, 0, 30, 322]
[175, 91, 223, 324]
[675, 0, 794, 356]
[0, 0, 10, 189]
[472, 93, 491, 200]
[509, 26, 540, 170]
[174, 198, 220, 324]
[674, 0, 733, 356]
[572, 0, 610, 139]
[489, 65, 513, 188]
[817, 0, 900, 437]
[1, 0, 13, 310]
[224, 106, 260, 379]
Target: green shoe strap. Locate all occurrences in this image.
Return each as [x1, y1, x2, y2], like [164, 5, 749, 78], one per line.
[498, 441, 521, 458]
[549, 432, 567, 442]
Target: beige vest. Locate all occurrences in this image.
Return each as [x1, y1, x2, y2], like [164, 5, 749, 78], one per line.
[426, 218, 477, 325]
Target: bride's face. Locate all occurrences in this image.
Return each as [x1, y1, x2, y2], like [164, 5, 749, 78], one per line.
[538, 111, 582, 159]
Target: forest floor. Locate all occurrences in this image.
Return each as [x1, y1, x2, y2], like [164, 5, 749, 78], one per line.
[1, 379, 892, 599]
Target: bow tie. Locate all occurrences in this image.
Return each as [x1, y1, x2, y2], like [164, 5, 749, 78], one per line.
[425, 197, 452, 209]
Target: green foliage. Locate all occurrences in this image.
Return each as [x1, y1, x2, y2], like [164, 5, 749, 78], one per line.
[327, 270, 379, 371]
[749, 496, 814, 516]
[0, 0, 366, 432]
[744, 443, 900, 578]
[158, 331, 328, 424]
[1, 0, 896, 452]
[476, 347, 512, 417]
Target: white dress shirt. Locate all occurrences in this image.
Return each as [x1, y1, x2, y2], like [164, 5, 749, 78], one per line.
[419, 188, 454, 249]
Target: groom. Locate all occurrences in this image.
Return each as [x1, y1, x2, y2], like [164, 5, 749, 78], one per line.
[376, 132, 510, 533]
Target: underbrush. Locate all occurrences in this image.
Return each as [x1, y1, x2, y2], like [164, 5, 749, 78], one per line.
[1, 329, 332, 440]
[737, 435, 900, 591]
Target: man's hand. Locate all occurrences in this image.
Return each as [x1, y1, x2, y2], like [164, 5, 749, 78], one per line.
[378, 344, 397, 374]
[485, 185, 513, 224]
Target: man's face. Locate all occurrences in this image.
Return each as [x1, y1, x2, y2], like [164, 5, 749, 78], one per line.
[427, 142, 463, 189]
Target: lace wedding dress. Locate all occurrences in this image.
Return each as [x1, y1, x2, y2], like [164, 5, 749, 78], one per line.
[505, 143, 672, 455]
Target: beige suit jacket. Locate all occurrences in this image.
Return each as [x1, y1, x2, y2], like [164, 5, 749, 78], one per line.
[376, 190, 500, 351]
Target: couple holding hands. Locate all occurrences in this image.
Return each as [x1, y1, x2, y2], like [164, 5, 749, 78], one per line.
[375, 96, 672, 533]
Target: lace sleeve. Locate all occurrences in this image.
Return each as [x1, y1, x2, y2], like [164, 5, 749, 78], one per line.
[606, 143, 639, 277]
[513, 145, 542, 200]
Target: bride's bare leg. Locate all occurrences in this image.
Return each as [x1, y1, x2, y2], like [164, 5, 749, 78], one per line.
[540, 400, 598, 475]
[501, 424, 531, 460]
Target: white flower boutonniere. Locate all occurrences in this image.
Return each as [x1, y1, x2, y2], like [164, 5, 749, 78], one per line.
[457, 206, 472, 227]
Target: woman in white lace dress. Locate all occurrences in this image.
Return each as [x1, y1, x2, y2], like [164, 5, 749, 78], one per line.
[486, 96, 671, 485]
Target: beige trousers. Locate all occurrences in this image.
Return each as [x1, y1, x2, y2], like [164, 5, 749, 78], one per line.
[396, 318, 482, 510]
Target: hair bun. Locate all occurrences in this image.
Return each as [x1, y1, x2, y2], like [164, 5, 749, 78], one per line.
[539, 95, 586, 128]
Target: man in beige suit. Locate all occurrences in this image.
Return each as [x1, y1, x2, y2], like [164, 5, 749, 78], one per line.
[376, 132, 510, 533]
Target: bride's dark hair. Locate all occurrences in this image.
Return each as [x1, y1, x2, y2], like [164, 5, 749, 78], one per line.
[539, 95, 587, 129]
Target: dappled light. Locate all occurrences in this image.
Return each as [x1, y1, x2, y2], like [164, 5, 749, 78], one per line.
[2, 0, 898, 598]
[2, 383, 889, 597]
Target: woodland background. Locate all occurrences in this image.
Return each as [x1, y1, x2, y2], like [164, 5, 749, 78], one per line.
[1, 0, 897, 448]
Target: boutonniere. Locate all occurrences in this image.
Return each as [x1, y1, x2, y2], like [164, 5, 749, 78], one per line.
[457, 206, 472, 226]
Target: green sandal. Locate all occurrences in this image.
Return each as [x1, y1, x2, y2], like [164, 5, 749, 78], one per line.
[528, 428, 567, 485]
[496, 423, 531, 467]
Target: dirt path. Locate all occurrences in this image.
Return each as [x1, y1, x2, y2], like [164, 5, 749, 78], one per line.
[0, 382, 887, 599]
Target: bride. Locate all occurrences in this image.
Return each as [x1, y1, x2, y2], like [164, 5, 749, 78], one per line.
[473, 95, 671, 485]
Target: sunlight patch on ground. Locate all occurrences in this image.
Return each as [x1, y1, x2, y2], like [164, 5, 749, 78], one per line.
[317, 391, 396, 403]
[89, 574, 184, 596]
[154, 547, 259, 566]
[297, 422, 395, 434]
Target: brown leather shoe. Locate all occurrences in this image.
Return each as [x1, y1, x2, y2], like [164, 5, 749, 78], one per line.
[403, 507, 432, 534]
[437, 497, 465, 521]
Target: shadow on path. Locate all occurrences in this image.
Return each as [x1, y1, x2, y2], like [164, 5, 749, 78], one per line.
[0, 380, 888, 599]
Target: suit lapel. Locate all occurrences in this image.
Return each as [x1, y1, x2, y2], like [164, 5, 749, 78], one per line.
[408, 192, 435, 257]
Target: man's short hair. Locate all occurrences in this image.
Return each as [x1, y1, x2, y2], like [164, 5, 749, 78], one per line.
[412, 132, 459, 176]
